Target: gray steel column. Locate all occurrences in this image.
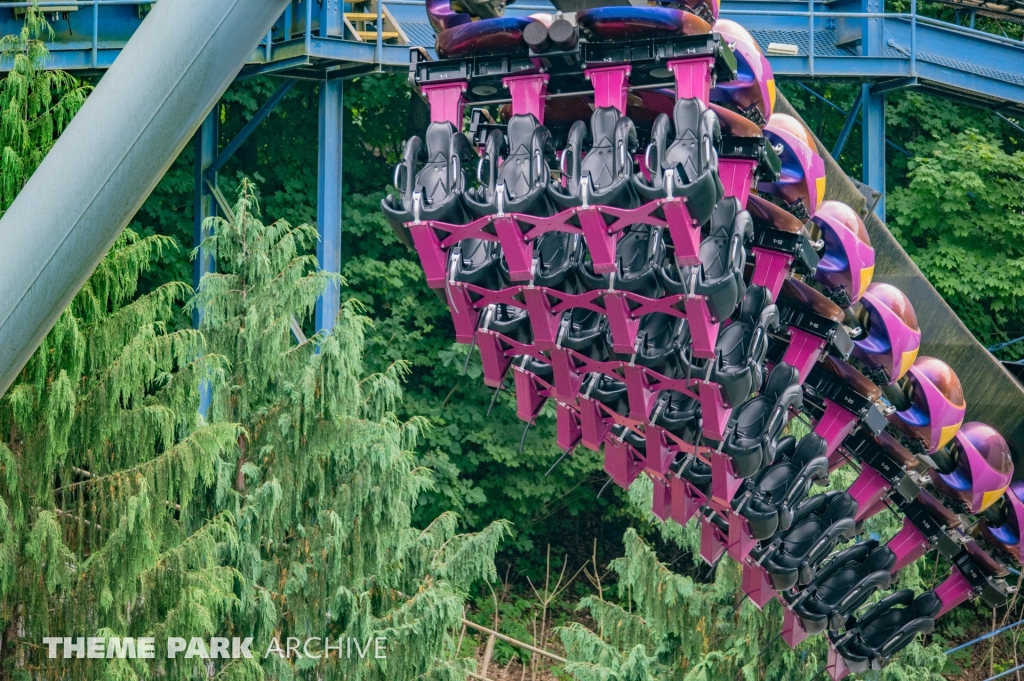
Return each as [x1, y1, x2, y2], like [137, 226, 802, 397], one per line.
[0, 0, 291, 397]
[315, 79, 344, 334]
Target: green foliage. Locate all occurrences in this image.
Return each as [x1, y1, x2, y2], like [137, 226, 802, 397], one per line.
[190, 180, 510, 679]
[888, 129, 1024, 346]
[0, 7, 88, 214]
[0, 227, 239, 680]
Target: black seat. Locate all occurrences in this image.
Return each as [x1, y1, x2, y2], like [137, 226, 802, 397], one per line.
[719, 362, 802, 480]
[609, 313, 690, 379]
[733, 433, 829, 540]
[383, 122, 475, 233]
[515, 354, 554, 384]
[833, 590, 940, 674]
[753, 490, 858, 591]
[578, 224, 665, 295]
[589, 374, 630, 416]
[560, 308, 613, 362]
[549, 106, 638, 210]
[465, 114, 554, 218]
[676, 454, 713, 497]
[633, 97, 723, 227]
[484, 303, 532, 344]
[451, 238, 507, 292]
[530, 231, 585, 293]
[702, 285, 778, 409]
[789, 540, 896, 634]
[652, 390, 701, 444]
[660, 198, 752, 322]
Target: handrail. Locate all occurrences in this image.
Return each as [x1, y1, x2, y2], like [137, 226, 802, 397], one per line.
[4, 0, 1024, 73]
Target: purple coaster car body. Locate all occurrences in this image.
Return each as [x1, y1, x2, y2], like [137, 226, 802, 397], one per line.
[932, 422, 1013, 514]
[982, 481, 1024, 564]
[711, 19, 774, 126]
[435, 16, 534, 58]
[852, 283, 921, 385]
[812, 200, 874, 305]
[577, 6, 711, 41]
[889, 357, 966, 453]
[756, 114, 825, 219]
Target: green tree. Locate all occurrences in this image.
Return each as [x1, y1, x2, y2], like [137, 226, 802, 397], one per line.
[190, 180, 510, 679]
[0, 7, 88, 214]
[0, 226, 239, 680]
[888, 129, 1024, 348]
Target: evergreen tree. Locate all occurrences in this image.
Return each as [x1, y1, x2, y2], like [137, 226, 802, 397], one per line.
[188, 180, 509, 680]
[0, 7, 88, 214]
[0, 226, 238, 681]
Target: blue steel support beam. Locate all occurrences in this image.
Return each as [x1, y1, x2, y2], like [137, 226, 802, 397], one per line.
[862, 83, 886, 219]
[321, 0, 343, 37]
[193, 109, 218, 417]
[207, 79, 295, 179]
[193, 110, 218, 321]
[831, 88, 863, 158]
[315, 79, 343, 334]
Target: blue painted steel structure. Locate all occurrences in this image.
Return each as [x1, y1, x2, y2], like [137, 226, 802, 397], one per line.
[4, 0, 1024, 301]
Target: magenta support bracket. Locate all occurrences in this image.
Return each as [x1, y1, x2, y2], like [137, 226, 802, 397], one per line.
[671, 474, 707, 526]
[645, 425, 678, 476]
[728, 514, 757, 562]
[420, 81, 467, 127]
[700, 517, 728, 566]
[826, 646, 851, 681]
[514, 365, 550, 423]
[700, 382, 732, 441]
[604, 292, 644, 354]
[557, 401, 582, 452]
[477, 331, 513, 388]
[522, 287, 562, 351]
[742, 562, 777, 609]
[668, 57, 715, 104]
[751, 247, 795, 301]
[550, 348, 586, 402]
[605, 437, 646, 488]
[814, 399, 860, 457]
[782, 328, 827, 384]
[623, 365, 661, 423]
[504, 73, 549, 122]
[586, 64, 632, 113]
[935, 567, 974, 619]
[652, 474, 671, 520]
[493, 215, 536, 280]
[848, 465, 891, 523]
[685, 295, 721, 359]
[580, 396, 615, 451]
[710, 451, 744, 512]
[781, 608, 812, 648]
[718, 158, 758, 207]
[888, 518, 931, 573]
[446, 283, 481, 344]
[410, 222, 453, 289]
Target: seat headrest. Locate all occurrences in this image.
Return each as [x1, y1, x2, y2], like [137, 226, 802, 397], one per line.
[590, 106, 621, 146]
[506, 114, 539, 155]
[425, 121, 457, 161]
[764, 363, 800, 401]
[793, 433, 828, 465]
[909, 591, 942, 619]
[738, 284, 771, 324]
